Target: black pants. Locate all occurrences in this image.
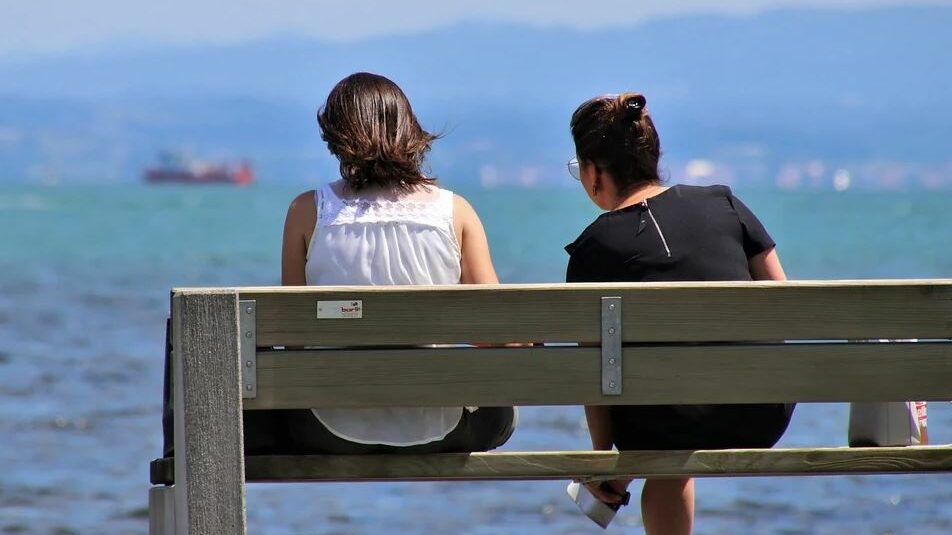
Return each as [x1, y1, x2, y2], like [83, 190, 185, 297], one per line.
[610, 403, 795, 451]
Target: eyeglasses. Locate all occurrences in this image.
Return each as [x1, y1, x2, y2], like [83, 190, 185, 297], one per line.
[567, 157, 580, 180]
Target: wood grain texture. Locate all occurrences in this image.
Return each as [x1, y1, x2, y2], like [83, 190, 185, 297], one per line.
[160, 282, 952, 495]
[243, 342, 952, 409]
[224, 280, 952, 346]
[148, 486, 176, 535]
[172, 290, 246, 534]
[149, 447, 952, 484]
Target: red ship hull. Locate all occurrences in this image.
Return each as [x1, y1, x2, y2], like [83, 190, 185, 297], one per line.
[144, 163, 254, 185]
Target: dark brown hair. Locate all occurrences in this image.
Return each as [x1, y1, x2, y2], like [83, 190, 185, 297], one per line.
[570, 92, 662, 194]
[318, 72, 437, 192]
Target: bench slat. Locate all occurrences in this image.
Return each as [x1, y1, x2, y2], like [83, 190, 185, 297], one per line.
[150, 447, 952, 484]
[231, 280, 952, 346]
[244, 342, 952, 409]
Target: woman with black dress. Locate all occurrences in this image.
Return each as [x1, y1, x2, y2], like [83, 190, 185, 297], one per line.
[565, 93, 794, 535]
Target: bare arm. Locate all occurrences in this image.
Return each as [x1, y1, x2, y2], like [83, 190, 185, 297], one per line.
[583, 406, 633, 505]
[584, 406, 614, 450]
[281, 191, 316, 286]
[749, 247, 786, 281]
[454, 194, 499, 284]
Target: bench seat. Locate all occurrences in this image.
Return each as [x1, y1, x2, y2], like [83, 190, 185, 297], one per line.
[150, 446, 952, 485]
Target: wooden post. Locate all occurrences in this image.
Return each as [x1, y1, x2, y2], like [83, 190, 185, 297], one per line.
[172, 289, 246, 534]
[149, 486, 175, 534]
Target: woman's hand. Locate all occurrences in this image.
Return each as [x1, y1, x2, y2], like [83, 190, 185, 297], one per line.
[584, 480, 632, 508]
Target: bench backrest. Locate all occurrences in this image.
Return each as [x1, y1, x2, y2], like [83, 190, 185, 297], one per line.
[172, 280, 952, 410]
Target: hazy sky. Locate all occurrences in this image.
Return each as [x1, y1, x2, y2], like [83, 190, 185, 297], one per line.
[4, 0, 950, 57]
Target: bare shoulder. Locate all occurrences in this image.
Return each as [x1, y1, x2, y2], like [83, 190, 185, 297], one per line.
[289, 189, 316, 210]
[285, 189, 317, 229]
[452, 192, 479, 225]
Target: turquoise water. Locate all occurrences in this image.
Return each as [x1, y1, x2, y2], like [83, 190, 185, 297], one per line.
[1, 183, 950, 534]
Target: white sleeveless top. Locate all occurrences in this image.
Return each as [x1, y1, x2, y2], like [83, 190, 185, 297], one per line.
[304, 181, 464, 446]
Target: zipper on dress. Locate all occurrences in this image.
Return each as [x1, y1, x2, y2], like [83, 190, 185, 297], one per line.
[642, 200, 672, 258]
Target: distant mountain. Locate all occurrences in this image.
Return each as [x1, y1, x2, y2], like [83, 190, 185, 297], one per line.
[0, 6, 949, 186]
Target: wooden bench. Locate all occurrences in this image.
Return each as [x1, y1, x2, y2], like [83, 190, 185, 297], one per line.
[148, 280, 952, 534]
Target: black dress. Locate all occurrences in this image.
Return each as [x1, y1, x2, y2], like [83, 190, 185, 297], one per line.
[565, 184, 794, 450]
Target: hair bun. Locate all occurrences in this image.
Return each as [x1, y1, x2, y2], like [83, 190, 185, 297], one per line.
[621, 94, 646, 120]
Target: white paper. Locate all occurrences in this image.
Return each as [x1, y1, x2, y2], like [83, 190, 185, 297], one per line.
[566, 481, 617, 529]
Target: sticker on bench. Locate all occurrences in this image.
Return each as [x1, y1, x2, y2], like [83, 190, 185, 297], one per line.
[317, 300, 363, 319]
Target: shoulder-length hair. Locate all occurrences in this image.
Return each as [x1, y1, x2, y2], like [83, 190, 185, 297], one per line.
[318, 72, 437, 192]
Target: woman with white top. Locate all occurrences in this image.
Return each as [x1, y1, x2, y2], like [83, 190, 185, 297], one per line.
[279, 72, 515, 454]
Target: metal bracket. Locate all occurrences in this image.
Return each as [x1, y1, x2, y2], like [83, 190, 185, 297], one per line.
[601, 297, 622, 396]
[239, 300, 257, 399]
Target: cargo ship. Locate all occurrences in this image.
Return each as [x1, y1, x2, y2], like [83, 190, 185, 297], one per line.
[143, 152, 254, 185]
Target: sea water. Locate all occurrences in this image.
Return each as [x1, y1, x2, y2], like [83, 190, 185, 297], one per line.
[1, 183, 950, 534]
